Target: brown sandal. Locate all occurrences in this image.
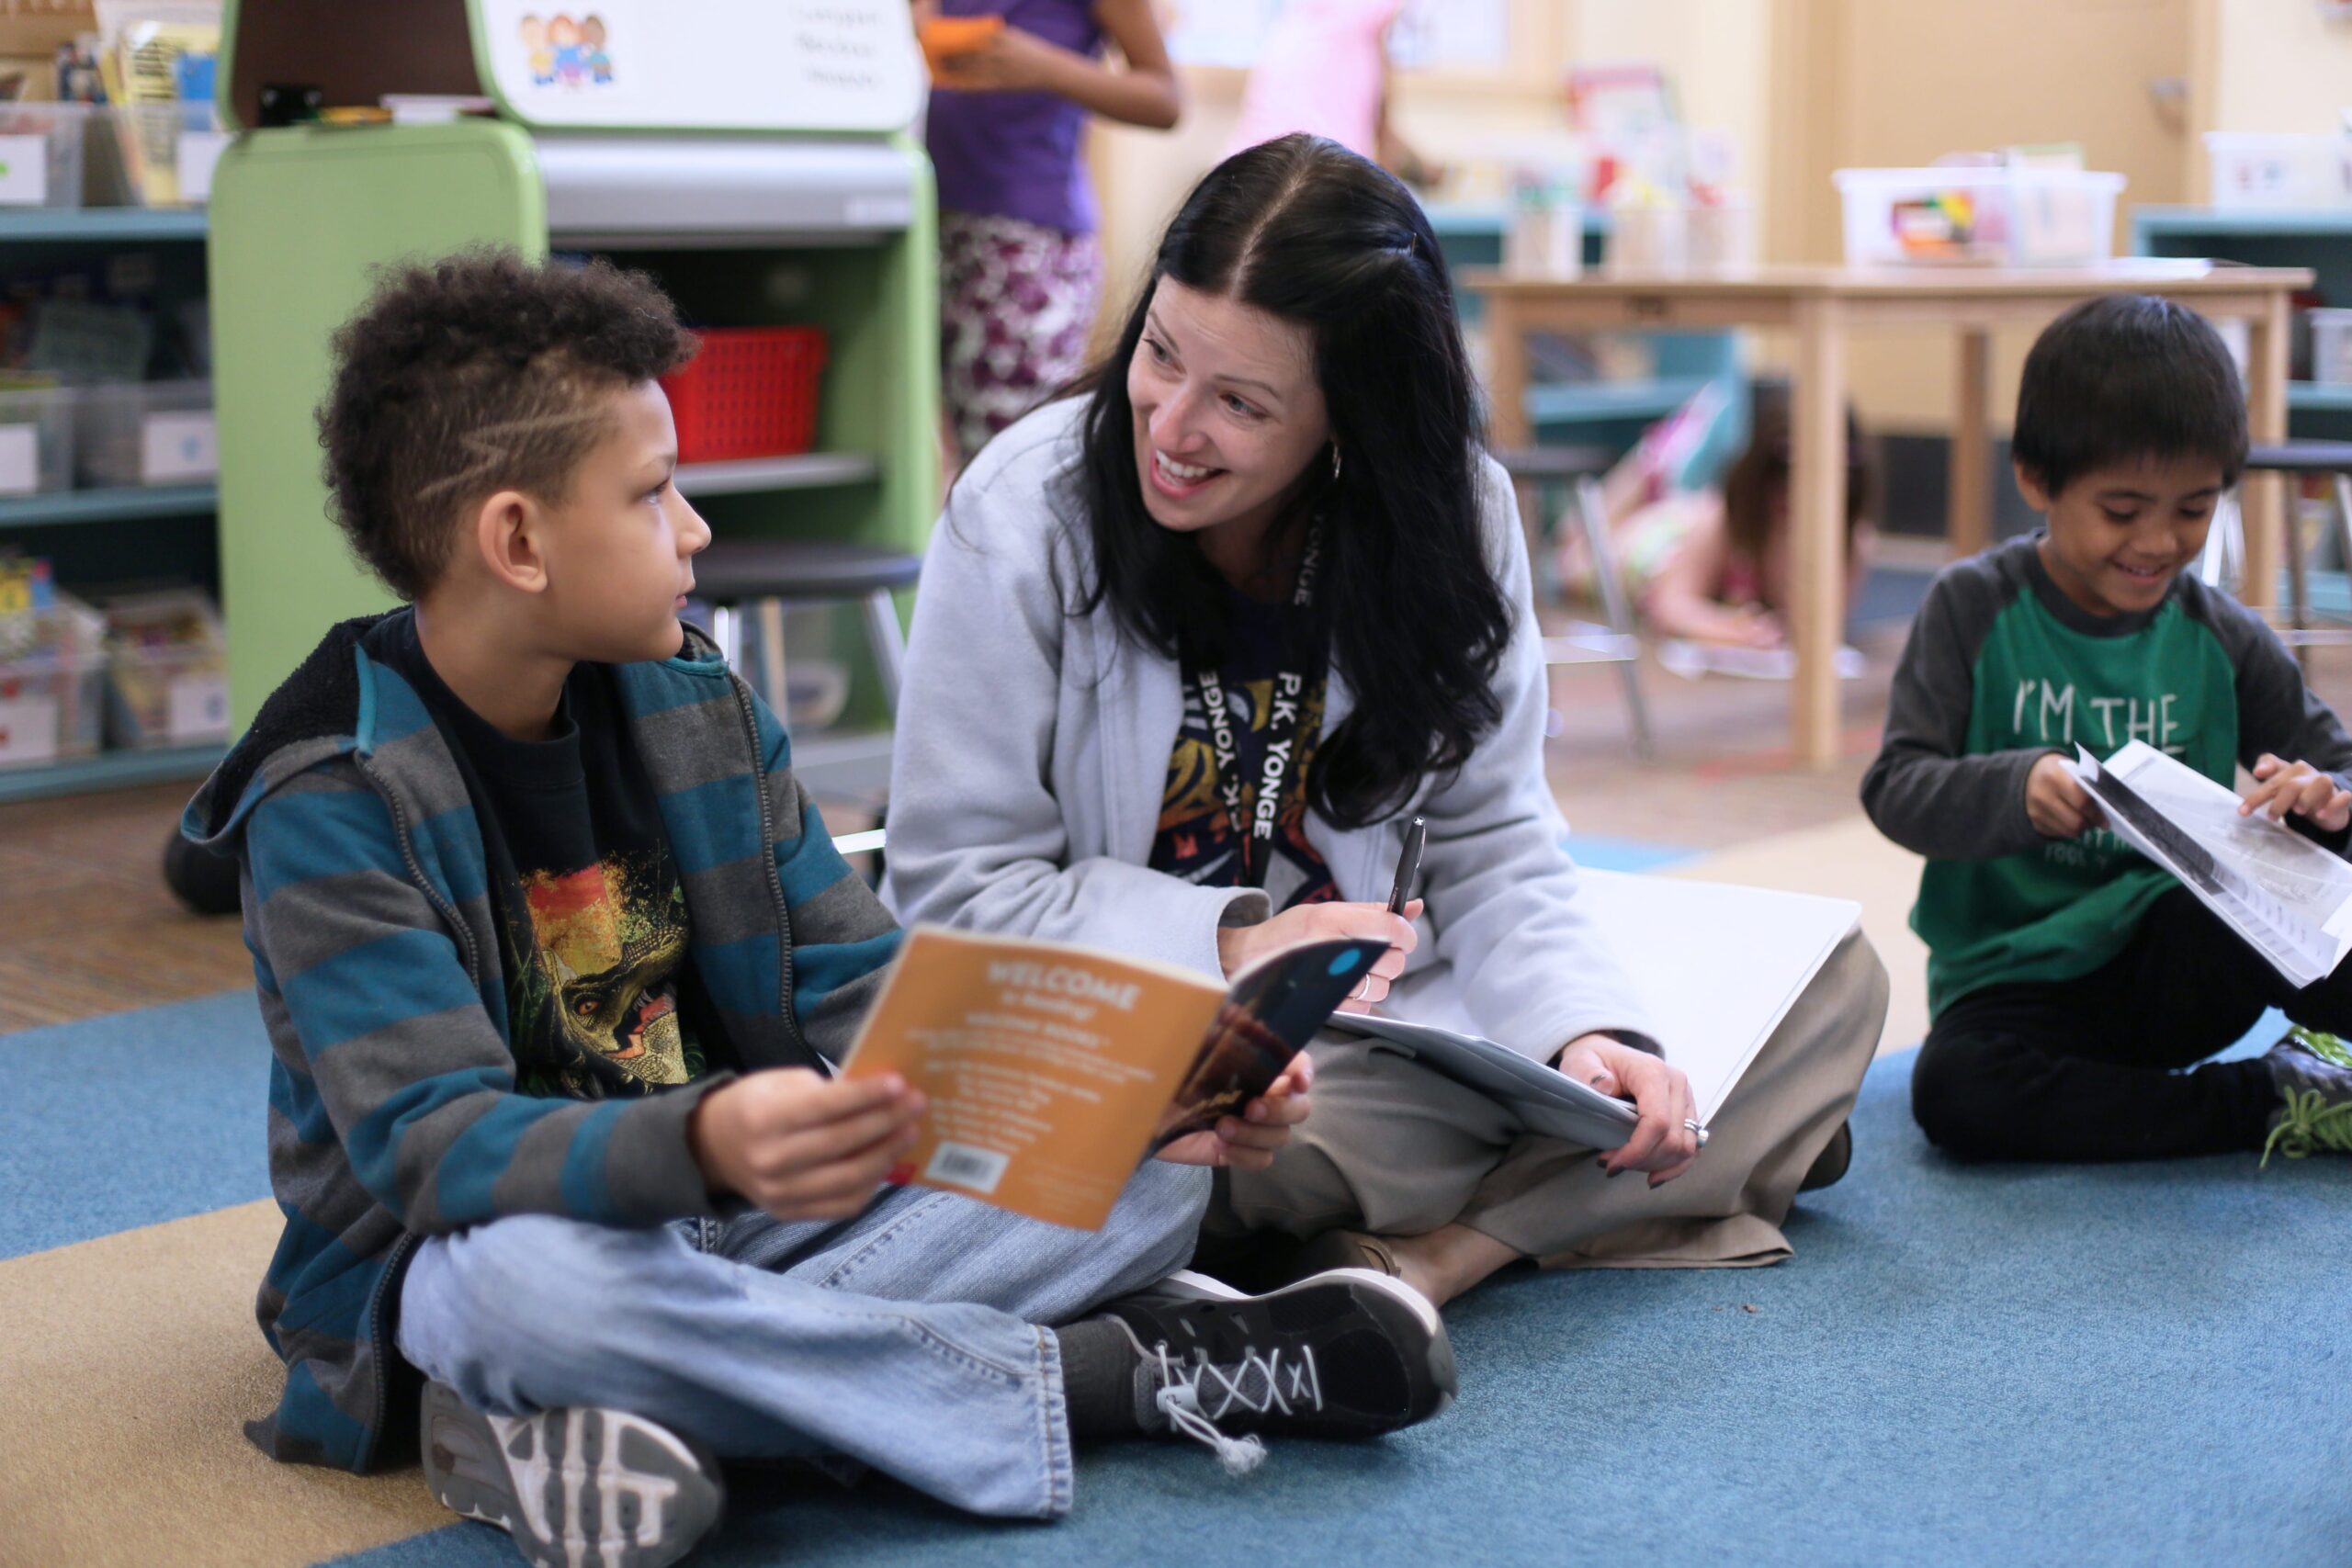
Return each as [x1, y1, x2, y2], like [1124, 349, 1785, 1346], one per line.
[1293, 1227, 1403, 1280]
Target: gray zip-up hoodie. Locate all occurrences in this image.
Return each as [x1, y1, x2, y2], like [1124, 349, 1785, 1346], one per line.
[881, 398, 1657, 1062]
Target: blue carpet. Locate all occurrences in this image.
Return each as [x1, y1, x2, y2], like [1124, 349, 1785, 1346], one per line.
[0, 987, 271, 1258]
[1566, 833, 1696, 873]
[328, 1044, 2348, 1568]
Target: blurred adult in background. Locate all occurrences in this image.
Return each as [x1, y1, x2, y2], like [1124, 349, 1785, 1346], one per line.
[918, 0, 1182, 468]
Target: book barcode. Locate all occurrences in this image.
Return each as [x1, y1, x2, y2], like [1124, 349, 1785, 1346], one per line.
[923, 1142, 1011, 1195]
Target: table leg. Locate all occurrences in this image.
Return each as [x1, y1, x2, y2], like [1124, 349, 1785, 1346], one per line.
[2242, 295, 2290, 610]
[1791, 298, 1848, 771]
[1487, 298, 1532, 450]
[1950, 327, 1992, 558]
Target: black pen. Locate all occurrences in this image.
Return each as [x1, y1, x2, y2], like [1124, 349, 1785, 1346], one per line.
[1386, 815, 1427, 916]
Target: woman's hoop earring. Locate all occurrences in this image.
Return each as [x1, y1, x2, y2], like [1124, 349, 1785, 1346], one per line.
[1329, 444, 1344, 483]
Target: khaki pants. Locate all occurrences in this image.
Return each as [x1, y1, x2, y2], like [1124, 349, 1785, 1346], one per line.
[1213, 931, 1889, 1269]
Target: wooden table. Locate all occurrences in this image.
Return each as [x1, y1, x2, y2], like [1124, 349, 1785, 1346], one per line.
[1464, 263, 2314, 770]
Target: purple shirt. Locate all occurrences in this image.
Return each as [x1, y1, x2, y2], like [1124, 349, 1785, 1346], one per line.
[925, 0, 1103, 235]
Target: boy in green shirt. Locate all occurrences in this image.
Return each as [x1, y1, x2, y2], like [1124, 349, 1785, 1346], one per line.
[1863, 294, 2352, 1164]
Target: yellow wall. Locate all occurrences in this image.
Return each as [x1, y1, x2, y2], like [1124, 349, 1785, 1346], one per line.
[1085, 0, 2352, 433]
[2203, 0, 2352, 138]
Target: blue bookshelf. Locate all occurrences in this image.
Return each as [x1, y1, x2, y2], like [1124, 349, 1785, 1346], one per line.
[1, 208, 221, 800]
[2131, 205, 2352, 440]
[1425, 201, 1745, 482]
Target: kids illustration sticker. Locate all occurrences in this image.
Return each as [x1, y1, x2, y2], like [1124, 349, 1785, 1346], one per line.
[517, 11, 616, 88]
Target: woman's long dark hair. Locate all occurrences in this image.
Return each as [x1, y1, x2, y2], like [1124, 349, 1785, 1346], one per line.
[1068, 134, 1512, 829]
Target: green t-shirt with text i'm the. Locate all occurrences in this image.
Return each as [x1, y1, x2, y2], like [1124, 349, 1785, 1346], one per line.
[1861, 535, 2352, 1017]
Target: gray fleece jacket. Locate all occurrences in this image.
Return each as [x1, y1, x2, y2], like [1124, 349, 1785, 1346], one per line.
[881, 398, 1657, 1063]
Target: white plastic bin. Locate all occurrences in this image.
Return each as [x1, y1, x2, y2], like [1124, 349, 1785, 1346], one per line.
[0, 602, 107, 768]
[2312, 309, 2352, 387]
[2203, 133, 2352, 209]
[0, 387, 74, 497]
[100, 589, 230, 750]
[0, 101, 89, 209]
[1835, 167, 2126, 266]
[76, 380, 218, 488]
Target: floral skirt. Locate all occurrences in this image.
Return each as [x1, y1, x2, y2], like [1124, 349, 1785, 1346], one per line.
[939, 209, 1103, 463]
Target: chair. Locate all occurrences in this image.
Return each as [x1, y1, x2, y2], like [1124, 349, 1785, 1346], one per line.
[1492, 444, 1655, 759]
[693, 537, 922, 717]
[2198, 441, 2352, 659]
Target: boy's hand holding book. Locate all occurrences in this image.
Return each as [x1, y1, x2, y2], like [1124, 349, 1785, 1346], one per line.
[2028, 751, 2108, 839]
[689, 1069, 926, 1223]
[2242, 754, 2352, 833]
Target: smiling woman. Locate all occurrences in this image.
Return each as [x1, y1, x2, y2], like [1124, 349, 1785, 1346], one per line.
[883, 135, 1887, 1313]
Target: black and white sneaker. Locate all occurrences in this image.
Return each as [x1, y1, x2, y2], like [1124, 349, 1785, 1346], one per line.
[420, 1380, 724, 1568]
[1095, 1268, 1456, 1473]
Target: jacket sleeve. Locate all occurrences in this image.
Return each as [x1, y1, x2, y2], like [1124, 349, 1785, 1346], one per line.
[742, 676, 906, 1062]
[2206, 591, 2352, 852]
[881, 476, 1270, 980]
[1414, 457, 1662, 1062]
[1860, 563, 2052, 861]
[243, 761, 725, 1235]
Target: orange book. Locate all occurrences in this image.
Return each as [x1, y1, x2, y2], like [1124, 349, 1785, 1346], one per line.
[918, 14, 1005, 75]
[842, 926, 1384, 1231]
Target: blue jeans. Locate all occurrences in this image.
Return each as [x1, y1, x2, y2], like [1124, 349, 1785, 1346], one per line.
[395, 1160, 1208, 1518]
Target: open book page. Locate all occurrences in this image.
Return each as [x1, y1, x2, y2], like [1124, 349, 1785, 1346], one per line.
[1330, 871, 1860, 1138]
[2069, 740, 2352, 988]
[841, 928, 1384, 1230]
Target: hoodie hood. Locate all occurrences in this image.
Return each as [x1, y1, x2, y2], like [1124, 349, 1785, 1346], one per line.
[181, 613, 390, 852]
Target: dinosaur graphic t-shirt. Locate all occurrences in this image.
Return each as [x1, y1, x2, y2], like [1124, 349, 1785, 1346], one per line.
[1148, 590, 1338, 911]
[367, 614, 725, 1099]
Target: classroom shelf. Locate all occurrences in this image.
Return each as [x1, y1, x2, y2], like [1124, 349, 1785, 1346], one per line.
[0, 483, 219, 529]
[1419, 202, 1611, 243]
[0, 208, 209, 243]
[2130, 206, 2352, 240]
[789, 726, 894, 803]
[2289, 381, 2352, 413]
[1525, 376, 1715, 427]
[673, 453, 880, 498]
[0, 742, 224, 804]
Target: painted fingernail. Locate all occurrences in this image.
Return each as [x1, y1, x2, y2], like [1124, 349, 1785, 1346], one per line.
[885, 1161, 915, 1186]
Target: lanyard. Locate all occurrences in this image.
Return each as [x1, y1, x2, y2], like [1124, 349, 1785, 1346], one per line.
[1188, 527, 1324, 889]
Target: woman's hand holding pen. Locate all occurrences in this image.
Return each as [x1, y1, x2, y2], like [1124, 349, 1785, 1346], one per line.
[1216, 899, 1423, 1012]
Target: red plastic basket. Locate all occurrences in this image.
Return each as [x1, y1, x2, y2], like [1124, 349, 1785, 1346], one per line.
[659, 326, 829, 463]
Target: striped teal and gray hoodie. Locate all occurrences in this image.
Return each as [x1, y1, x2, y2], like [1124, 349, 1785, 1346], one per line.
[181, 614, 901, 1473]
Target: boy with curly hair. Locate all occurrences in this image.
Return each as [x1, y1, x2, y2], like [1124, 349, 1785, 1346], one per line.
[183, 251, 1453, 1568]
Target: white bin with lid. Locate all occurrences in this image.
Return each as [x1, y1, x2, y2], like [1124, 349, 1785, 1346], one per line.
[1835, 167, 2126, 267]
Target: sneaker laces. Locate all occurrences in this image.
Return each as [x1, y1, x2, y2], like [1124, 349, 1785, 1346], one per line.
[2262, 1086, 2352, 1166]
[1146, 1338, 1327, 1478]
[2287, 1026, 2352, 1070]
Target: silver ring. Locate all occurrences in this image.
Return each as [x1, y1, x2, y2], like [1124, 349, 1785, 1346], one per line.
[1683, 1117, 1709, 1147]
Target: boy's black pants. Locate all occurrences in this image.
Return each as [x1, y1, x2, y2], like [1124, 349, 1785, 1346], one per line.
[1913, 887, 2349, 1161]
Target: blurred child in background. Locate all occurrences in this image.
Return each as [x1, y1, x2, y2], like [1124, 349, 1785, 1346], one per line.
[918, 0, 1182, 466]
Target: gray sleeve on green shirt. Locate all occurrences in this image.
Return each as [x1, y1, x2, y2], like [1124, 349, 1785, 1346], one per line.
[2189, 583, 2352, 850]
[1860, 552, 2054, 861]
